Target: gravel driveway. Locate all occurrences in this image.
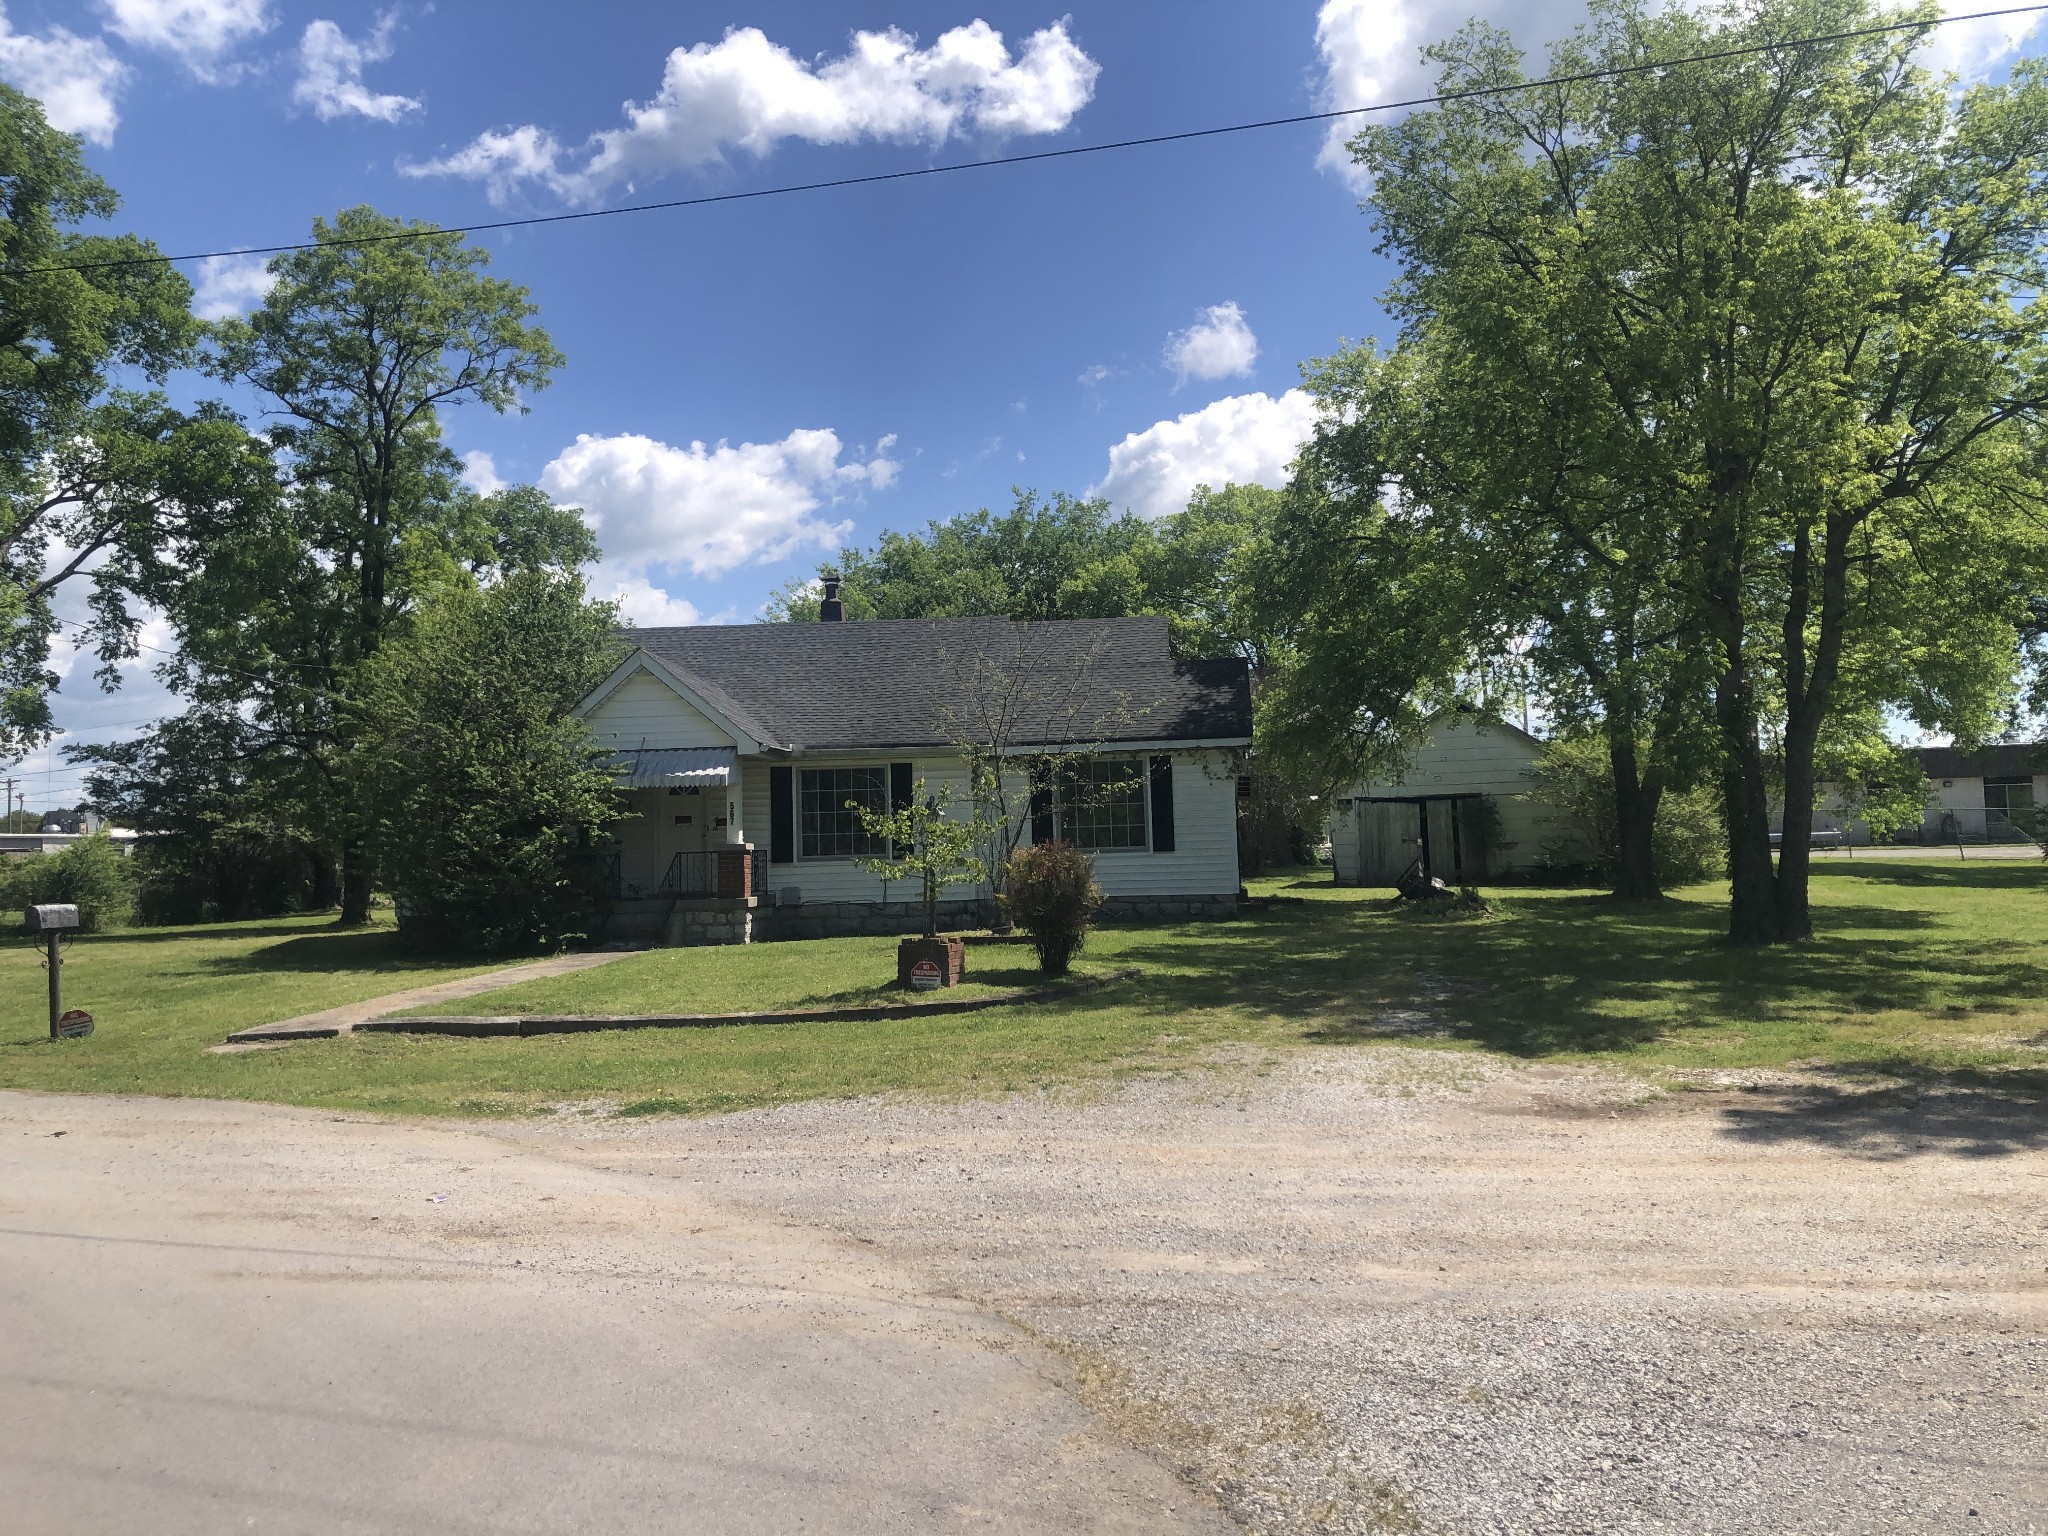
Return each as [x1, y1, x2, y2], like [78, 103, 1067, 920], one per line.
[525, 1048, 2048, 1535]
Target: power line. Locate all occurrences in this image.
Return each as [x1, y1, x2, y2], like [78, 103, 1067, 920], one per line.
[16, 3, 2046, 279]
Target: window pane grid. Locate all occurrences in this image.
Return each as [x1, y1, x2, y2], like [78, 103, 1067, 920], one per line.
[1059, 759, 1147, 851]
[800, 767, 889, 858]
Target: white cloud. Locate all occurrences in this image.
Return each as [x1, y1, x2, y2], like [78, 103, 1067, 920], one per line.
[293, 14, 418, 123]
[98, 0, 271, 78]
[1164, 301, 1257, 387]
[0, 7, 128, 144]
[1091, 389, 1317, 521]
[190, 252, 273, 319]
[459, 449, 506, 495]
[1311, 0, 2042, 188]
[405, 18, 1099, 204]
[539, 427, 898, 579]
[591, 571, 704, 628]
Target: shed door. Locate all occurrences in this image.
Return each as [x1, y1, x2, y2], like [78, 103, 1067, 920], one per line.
[1356, 801, 1419, 886]
[1424, 798, 1459, 880]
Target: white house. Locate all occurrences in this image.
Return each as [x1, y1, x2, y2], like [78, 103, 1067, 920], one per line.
[1327, 713, 1559, 887]
[575, 597, 1252, 944]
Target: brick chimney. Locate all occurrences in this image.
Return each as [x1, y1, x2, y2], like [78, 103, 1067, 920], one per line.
[819, 573, 844, 622]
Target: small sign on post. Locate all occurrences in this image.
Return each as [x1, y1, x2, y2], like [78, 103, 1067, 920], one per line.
[24, 904, 82, 1042]
[908, 958, 942, 992]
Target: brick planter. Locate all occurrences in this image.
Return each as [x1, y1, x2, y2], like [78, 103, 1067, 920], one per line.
[897, 935, 967, 989]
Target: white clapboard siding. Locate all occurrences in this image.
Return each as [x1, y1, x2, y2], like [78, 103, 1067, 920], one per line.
[1090, 749, 1240, 899]
[1331, 716, 1554, 882]
[739, 749, 1240, 903]
[584, 668, 735, 750]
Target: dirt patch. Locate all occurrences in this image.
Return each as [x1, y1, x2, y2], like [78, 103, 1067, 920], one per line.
[520, 1049, 2048, 1535]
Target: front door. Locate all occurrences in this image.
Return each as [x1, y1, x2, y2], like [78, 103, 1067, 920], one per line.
[655, 787, 712, 890]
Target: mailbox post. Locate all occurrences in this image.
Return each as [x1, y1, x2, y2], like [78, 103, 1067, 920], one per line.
[24, 904, 80, 1040]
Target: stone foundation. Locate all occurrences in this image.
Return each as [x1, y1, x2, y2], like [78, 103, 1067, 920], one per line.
[762, 898, 991, 941]
[1095, 893, 1239, 922]
[665, 897, 757, 946]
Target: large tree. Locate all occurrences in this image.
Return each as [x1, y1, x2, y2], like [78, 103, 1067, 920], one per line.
[0, 84, 206, 757]
[202, 206, 569, 924]
[1315, 0, 2048, 940]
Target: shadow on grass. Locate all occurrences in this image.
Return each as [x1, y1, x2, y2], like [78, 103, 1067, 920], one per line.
[1714, 1066, 2048, 1159]
[1812, 861, 2043, 891]
[1099, 881, 2048, 1060]
[201, 928, 488, 977]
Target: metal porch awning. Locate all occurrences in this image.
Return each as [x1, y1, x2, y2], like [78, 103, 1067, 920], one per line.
[608, 747, 736, 788]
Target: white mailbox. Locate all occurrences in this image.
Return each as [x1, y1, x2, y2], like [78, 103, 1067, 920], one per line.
[25, 904, 80, 933]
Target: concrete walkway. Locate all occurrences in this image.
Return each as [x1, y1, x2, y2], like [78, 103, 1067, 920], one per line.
[223, 950, 632, 1043]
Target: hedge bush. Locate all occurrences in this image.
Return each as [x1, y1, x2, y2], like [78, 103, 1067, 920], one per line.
[2, 833, 137, 932]
[1004, 840, 1101, 976]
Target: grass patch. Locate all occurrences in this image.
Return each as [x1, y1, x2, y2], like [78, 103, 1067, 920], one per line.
[389, 937, 1062, 1017]
[1, 861, 2044, 1119]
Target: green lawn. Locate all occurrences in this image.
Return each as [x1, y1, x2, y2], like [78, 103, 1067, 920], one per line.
[389, 937, 1068, 1017]
[1, 860, 2043, 1118]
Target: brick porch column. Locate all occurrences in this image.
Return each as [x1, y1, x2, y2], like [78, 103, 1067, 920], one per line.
[715, 844, 754, 899]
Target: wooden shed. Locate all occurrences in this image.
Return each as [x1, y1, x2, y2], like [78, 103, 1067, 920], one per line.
[1328, 714, 1558, 887]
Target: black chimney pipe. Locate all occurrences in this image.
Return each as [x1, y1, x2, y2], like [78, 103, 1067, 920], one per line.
[819, 573, 844, 622]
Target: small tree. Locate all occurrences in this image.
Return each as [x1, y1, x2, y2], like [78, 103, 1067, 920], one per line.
[848, 779, 988, 938]
[352, 572, 624, 954]
[1005, 840, 1100, 976]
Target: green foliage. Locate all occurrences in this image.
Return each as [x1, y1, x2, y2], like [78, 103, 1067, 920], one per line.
[766, 484, 1281, 661]
[352, 572, 626, 956]
[0, 84, 216, 758]
[847, 779, 989, 937]
[1327, 0, 2048, 941]
[1815, 732, 1933, 842]
[1, 833, 136, 931]
[1534, 736, 1725, 888]
[153, 205, 575, 925]
[1004, 840, 1101, 976]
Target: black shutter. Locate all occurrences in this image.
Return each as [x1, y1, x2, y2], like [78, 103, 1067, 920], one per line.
[769, 765, 794, 864]
[889, 761, 914, 858]
[1029, 762, 1054, 845]
[1149, 754, 1176, 853]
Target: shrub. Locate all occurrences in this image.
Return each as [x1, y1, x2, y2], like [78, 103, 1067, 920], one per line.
[1004, 840, 1101, 976]
[1533, 735, 1725, 889]
[2, 833, 137, 932]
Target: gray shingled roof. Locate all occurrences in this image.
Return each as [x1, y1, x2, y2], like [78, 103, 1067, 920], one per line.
[624, 615, 1251, 751]
[1914, 742, 2045, 780]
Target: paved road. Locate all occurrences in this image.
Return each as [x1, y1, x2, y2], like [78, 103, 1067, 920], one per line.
[0, 1092, 1222, 1536]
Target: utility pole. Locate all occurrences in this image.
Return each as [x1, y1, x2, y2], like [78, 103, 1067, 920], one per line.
[1, 777, 20, 829]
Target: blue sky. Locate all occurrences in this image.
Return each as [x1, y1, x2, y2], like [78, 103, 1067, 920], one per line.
[4, 0, 2042, 805]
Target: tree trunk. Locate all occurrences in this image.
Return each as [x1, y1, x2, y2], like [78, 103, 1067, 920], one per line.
[338, 834, 374, 927]
[1775, 736, 1817, 942]
[1608, 734, 1664, 901]
[1718, 675, 1781, 945]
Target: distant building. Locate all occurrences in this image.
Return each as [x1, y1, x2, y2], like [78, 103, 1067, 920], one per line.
[1910, 742, 2043, 844]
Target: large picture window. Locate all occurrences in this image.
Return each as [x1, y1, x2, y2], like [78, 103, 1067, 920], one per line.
[1986, 776, 2036, 830]
[800, 766, 889, 858]
[1059, 758, 1148, 851]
